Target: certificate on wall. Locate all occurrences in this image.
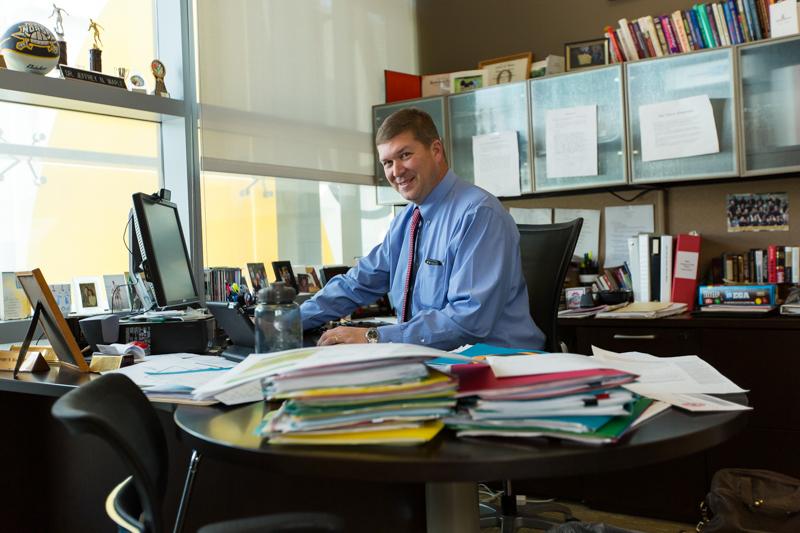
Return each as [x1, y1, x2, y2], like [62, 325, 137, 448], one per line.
[545, 105, 598, 179]
[472, 131, 521, 197]
[639, 95, 719, 162]
[554, 208, 600, 260]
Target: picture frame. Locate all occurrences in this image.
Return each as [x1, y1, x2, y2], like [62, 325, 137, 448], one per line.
[103, 274, 131, 312]
[16, 269, 90, 372]
[247, 262, 268, 291]
[449, 69, 487, 94]
[48, 283, 73, 316]
[71, 275, 107, 315]
[305, 266, 322, 292]
[564, 38, 609, 71]
[478, 52, 533, 86]
[271, 261, 298, 291]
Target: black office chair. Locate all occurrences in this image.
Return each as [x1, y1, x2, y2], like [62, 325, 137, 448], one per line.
[480, 217, 584, 531]
[51, 373, 344, 533]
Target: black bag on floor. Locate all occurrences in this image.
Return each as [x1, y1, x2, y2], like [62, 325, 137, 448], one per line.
[697, 468, 800, 532]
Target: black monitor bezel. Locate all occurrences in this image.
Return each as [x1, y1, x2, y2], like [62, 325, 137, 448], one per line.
[131, 192, 200, 309]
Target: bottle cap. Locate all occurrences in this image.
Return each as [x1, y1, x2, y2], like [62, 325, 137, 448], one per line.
[257, 281, 296, 305]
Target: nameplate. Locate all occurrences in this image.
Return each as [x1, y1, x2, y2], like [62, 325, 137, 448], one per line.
[60, 65, 127, 89]
[0, 349, 50, 373]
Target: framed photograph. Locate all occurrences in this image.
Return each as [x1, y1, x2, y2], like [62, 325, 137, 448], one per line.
[247, 262, 268, 291]
[478, 52, 533, 86]
[103, 274, 131, 312]
[449, 69, 487, 94]
[305, 266, 322, 292]
[565, 38, 609, 71]
[726, 193, 789, 232]
[49, 283, 73, 316]
[71, 276, 107, 315]
[16, 269, 89, 372]
[296, 273, 310, 293]
[271, 261, 298, 291]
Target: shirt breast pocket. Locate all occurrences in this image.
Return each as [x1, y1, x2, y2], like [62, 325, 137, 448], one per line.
[417, 258, 448, 309]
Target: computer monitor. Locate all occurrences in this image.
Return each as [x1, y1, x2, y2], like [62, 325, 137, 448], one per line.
[130, 191, 200, 310]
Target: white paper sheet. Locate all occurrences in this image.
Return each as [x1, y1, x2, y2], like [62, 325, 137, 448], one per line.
[554, 208, 600, 259]
[591, 346, 747, 394]
[639, 95, 719, 162]
[770, 0, 800, 38]
[487, 353, 608, 378]
[603, 205, 655, 268]
[641, 392, 751, 412]
[472, 131, 521, 197]
[107, 354, 235, 391]
[509, 207, 552, 225]
[545, 105, 598, 179]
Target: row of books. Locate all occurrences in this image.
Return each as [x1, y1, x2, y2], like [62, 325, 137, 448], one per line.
[712, 245, 800, 284]
[626, 233, 702, 310]
[204, 267, 243, 302]
[605, 0, 779, 64]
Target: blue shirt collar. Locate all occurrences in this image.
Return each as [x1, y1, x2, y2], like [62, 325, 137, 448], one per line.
[415, 169, 457, 220]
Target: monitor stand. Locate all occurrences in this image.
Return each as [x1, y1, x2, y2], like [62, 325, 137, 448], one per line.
[220, 344, 253, 362]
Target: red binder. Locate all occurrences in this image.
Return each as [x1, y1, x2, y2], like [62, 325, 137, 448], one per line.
[384, 70, 421, 103]
[671, 233, 702, 311]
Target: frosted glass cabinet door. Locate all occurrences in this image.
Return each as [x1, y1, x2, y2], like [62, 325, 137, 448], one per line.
[627, 48, 738, 183]
[372, 96, 447, 205]
[739, 36, 800, 175]
[447, 81, 532, 194]
[530, 65, 626, 192]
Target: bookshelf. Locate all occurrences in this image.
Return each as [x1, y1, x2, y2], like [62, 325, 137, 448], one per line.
[373, 33, 800, 197]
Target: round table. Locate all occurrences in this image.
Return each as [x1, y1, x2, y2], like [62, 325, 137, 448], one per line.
[175, 398, 749, 532]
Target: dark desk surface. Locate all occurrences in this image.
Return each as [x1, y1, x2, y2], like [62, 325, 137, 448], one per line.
[174, 397, 750, 484]
[559, 313, 800, 330]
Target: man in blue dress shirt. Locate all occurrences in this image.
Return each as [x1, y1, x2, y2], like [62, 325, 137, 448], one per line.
[301, 108, 544, 350]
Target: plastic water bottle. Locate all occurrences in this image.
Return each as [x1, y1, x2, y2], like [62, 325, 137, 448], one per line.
[254, 281, 302, 353]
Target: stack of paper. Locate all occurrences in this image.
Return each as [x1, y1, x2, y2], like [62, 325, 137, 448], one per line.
[595, 301, 687, 318]
[200, 343, 467, 445]
[444, 346, 647, 445]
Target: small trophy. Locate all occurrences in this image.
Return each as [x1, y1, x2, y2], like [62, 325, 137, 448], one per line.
[88, 18, 103, 72]
[151, 59, 169, 97]
[129, 72, 147, 93]
[50, 3, 69, 65]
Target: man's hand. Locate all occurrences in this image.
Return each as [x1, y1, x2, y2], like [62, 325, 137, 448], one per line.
[316, 326, 368, 346]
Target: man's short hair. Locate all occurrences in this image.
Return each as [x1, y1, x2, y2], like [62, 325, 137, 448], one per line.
[375, 108, 441, 147]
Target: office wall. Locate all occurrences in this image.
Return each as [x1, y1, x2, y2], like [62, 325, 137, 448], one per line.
[416, 0, 692, 74]
[417, 0, 800, 270]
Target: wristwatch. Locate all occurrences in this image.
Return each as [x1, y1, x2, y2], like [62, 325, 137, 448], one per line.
[365, 327, 379, 344]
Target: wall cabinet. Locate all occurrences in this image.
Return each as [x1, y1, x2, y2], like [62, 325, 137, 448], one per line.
[372, 35, 800, 200]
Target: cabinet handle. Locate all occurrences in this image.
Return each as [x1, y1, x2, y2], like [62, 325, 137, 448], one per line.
[613, 334, 656, 340]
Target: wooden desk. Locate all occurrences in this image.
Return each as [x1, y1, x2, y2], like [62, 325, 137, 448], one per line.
[175, 399, 748, 533]
[556, 314, 800, 520]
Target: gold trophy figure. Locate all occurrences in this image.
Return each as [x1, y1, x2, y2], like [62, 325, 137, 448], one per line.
[87, 18, 103, 72]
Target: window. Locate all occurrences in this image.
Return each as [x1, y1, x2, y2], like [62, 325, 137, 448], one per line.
[201, 172, 393, 284]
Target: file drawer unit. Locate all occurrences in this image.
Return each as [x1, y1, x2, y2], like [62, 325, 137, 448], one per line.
[529, 64, 628, 192]
[554, 315, 800, 522]
[626, 48, 739, 184]
[372, 95, 448, 205]
[447, 80, 533, 194]
[738, 34, 800, 176]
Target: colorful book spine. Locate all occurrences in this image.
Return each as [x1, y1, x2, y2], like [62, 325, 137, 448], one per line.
[630, 20, 650, 58]
[695, 4, 717, 47]
[671, 233, 702, 311]
[744, 0, 762, 40]
[712, 3, 731, 46]
[705, 3, 722, 46]
[722, 1, 739, 43]
[671, 10, 691, 52]
[767, 245, 778, 283]
[605, 27, 626, 62]
[660, 15, 680, 54]
[681, 11, 698, 50]
[687, 8, 706, 48]
[727, 0, 745, 43]
[698, 284, 776, 306]
[617, 18, 640, 60]
[653, 16, 670, 54]
[755, 0, 770, 38]
[737, 0, 752, 41]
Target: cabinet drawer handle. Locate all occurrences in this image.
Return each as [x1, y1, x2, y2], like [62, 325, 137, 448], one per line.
[613, 334, 657, 340]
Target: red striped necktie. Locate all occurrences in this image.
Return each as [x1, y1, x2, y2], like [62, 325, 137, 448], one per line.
[400, 207, 422, 323]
